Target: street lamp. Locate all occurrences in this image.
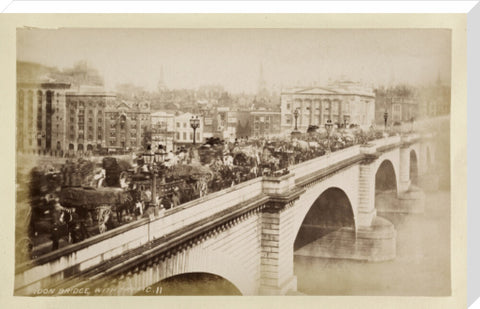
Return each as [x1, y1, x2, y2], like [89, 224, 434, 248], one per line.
[383, 111, 389, 130]
[189, 115, 200, 145]
[143, 143, 167, 216]
[343, 115, 350, 128]
[325, 119, 333, 153]
[293, 108, 299, 131]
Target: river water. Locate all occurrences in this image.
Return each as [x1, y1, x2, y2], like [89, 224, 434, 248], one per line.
[294, 190, 451, 296]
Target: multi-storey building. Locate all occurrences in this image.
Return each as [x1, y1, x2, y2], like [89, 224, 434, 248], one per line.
[151, 111, 175, 152]
[17, 82, 71, 154]
[250, 110, 282, 137]
[104, 99, 151, 152]
[280, 81, 376, 132]
[173, 112, 204, 149]
[17, 82, 150, 155]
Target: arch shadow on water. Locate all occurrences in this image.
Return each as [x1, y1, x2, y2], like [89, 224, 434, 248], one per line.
[294, 187, 355, 251]
[135, 272, 242, 296]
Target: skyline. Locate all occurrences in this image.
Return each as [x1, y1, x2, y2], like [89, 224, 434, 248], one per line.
[17, 28, 451, 93]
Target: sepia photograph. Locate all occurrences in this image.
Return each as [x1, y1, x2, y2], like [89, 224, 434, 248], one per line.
[13, 25, 453, 297]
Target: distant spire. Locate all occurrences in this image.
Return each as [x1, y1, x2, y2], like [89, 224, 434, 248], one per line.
[158, 65, 166, 91]
[257, 62, 268, 98]
[436, 70, 442, 86]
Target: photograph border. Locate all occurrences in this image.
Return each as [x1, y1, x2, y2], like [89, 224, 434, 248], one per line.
[0, 13, 467, 309]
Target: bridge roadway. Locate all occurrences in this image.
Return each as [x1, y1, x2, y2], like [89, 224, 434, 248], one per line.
[15, 133, 437, 296]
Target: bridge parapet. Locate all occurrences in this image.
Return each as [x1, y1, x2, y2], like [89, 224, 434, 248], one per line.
[291, 145, 361, 180]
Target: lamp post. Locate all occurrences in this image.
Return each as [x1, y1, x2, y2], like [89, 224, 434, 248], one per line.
[325, 119, 333, 153]
[343, 114, 350, 129]
[293, 108, 299, 131]
[383, 111, 389, 131]
[143, 144, 167, 216]
[189, 115, 200, 145]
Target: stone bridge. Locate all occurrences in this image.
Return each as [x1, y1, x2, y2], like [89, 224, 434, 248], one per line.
[15, 133, 438, 296]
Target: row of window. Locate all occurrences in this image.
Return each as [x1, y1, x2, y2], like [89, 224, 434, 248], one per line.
[175, 132, 201, 141]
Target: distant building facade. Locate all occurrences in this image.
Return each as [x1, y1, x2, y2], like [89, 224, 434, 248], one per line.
[173, 112, 204, 149]
[250, 110, 281, 137]
[17, 82, 150, 154]
[151, 111, 175, 152]
[17, 82, 71, 154]
[280, 81, 376, 132]
[103, 99, 151, 152]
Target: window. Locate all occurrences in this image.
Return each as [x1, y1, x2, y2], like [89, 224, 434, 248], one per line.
[183, 123, 187, 128]
[196, 132, 200, 141]
[190, 132, 193, 140]
[97, 134, 102, 139]
[287, 104, 290, 109]
[176, 132, 180, 140]
[88, 135, 93, 140]
[176, 122, 180, 128]
[70, 126, 74, 131]
[183, 132, 186, 140]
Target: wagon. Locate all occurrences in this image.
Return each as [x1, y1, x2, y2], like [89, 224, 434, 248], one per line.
[60, 186, 132, 234]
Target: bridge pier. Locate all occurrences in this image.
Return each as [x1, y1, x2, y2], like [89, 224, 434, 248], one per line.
[259, 174, 302, 295]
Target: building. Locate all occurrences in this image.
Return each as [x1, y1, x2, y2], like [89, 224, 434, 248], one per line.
[64, 86, 116, 153]
[151, 111, 175, 152]
[250, 110, 282, 137]
[173, 112, 204, 149]
[280, 81, 376, 133]
[104, 99, 151, 152]
[17, 81, 71, 154]
[374, 86, 419, 126]
[375, 95, 418, 126]
[17, 81, 151, 155]
[215, 107, 237, 141]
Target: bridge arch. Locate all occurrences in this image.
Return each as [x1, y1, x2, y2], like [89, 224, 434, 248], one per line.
[136, 272, 242, 295]
[294, 187, 355, 251]
[121, 247, 253, 296]
[375, 159, 398, 194]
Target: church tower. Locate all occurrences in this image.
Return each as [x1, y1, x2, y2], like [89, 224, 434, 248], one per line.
[157, 65, 167, 92]
[257, 63, 269, 102]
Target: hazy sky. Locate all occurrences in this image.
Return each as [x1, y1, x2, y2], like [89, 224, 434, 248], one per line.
[17, 28, 451, 93]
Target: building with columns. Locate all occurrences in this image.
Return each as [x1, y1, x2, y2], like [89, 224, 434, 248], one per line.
[280, 81, 376, 133]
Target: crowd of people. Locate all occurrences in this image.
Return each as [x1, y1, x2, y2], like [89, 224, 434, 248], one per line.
[20, 126, 399, 257]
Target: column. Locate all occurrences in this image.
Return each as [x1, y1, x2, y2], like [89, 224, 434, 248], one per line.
[329, 100, 333, 120]
[318, 100, 323, 125]
[299, 100, 304, 129]
[310, 100, 315, 125]
[339, 100, 343, 127]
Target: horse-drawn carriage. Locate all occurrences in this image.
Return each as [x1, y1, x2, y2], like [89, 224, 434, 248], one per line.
[60, 186, 134, 234]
